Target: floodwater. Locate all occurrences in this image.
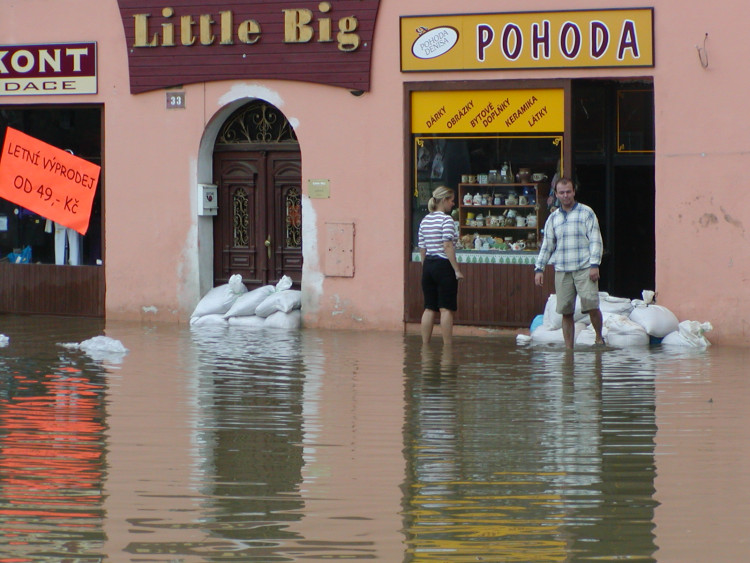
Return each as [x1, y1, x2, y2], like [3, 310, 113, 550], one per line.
[0, 316, 749, 563]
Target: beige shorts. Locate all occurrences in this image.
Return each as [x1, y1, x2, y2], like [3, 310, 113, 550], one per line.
[554, 269, 600, 315]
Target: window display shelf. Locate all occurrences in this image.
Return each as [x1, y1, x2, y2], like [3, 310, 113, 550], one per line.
[458, 183, 548, 251]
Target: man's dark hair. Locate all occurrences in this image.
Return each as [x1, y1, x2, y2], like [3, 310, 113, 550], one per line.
[554, 176, 575, 192]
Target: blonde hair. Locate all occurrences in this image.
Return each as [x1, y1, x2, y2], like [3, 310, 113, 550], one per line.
[428, 186, 454, 212]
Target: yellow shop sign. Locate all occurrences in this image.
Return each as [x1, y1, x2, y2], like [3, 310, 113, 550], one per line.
[401, 8, 653, 72]
[411, 89, 564, 134]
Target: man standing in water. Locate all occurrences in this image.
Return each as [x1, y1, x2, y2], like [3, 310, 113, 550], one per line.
[534, 177, 605, 348]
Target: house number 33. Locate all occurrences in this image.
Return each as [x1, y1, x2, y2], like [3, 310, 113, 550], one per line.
[166, 91, 186, 109]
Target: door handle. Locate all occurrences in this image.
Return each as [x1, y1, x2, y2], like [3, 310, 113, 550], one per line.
[265, 236, 271, 259]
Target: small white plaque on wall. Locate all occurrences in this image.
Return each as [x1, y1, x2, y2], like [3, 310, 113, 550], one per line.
[308, 179, 330, 199]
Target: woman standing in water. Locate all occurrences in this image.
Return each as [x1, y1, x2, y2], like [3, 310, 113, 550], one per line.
[418, 186, 464, 345]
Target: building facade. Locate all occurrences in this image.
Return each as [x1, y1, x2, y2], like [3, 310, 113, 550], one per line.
[1, 1, 747, 345]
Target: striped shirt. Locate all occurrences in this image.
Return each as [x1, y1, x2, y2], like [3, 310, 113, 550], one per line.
[418, 211, 457, 259]
[534, 203, 603, 272]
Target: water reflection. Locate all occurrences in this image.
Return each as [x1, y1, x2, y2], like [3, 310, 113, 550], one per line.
[103, 325, 406, 561]
[0, 316, 107, 561]
[0, 317, 747, 561]
[403, 341, 658, 562]
[188, 326, 306, 555]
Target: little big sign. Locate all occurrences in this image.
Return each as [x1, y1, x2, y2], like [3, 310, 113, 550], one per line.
[116, 0, 381, 93]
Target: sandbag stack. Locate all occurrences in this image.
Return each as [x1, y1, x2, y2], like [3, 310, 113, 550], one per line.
[190, 275, 302, 330]
[529, 290, 712, 348]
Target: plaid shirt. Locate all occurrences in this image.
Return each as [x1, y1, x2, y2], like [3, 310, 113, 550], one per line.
[534, 203, 603, 272]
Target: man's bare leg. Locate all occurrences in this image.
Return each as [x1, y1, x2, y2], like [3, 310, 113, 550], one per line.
[562, 313, 575, 349]
[589, 308, 605, 344]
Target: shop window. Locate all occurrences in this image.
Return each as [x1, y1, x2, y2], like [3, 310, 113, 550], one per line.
[411, 135, 563, 252]
[0, 107, 102, 266]
[617, 89, 655, 153]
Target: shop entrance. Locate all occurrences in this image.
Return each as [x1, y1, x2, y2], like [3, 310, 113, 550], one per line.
[212, 101, 302, 290]
[572, 80, 655, 299]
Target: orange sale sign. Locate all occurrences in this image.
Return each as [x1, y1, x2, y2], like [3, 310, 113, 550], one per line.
[0, 127, 100, 235]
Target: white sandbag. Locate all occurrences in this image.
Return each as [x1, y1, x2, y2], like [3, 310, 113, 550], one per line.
[576, 325, 609, 346]
[78, 335, 129, 355]
[605, 314, 645, 333]
[607, 331, 649, 347]
[631, 290, 656, 309]
[60, 335, 129, 364]
[223, 285, 274, 318]
[629, 304, 679, 337]
[530, 322, 586, 344]
[255, 289, 302, 318]
[189, 313, 228, 326]
[604, 314, 649, 346]
[542, 295, 562, 329]
[264, 310, 302, 329]
[599, 293, 633, 316]
[228, 315, 267, 329]
[531, 324, 564, 343]
[542, 294, 586, 329]
[516, 334, 532, 345]
[662, 320, 713, 347]
[601, 310, 627, 325]
[275, 275, 293, 292]
[191, 274, 248, 317]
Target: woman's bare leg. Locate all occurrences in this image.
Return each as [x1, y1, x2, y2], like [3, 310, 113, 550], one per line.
[421, 309, 436, 344]
[440, 308, 454, 346]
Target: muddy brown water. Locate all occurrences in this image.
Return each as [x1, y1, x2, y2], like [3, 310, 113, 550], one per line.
[0, 315, 748, 562]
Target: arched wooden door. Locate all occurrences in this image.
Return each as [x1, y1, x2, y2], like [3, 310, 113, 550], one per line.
[212, 101, 302, 290]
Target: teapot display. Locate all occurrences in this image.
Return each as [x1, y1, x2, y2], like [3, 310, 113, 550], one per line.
[456, 181, 544, 253]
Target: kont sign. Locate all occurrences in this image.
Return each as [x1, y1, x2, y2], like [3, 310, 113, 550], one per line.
[0, 43, 97, 96]
[116, 0, 381, 94]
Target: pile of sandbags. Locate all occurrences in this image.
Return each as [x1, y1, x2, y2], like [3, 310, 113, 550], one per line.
[529, 290, 712, 348]
[190, 274, 302, 330]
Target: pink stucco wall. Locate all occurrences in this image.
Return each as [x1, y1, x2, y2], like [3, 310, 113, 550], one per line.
[3, 1, 749, 345]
